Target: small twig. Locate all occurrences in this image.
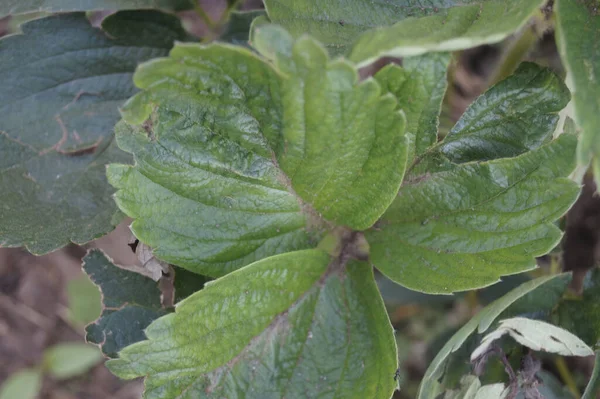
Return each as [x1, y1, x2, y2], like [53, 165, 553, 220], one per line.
[0, 292, 54, 330]
[555, 357, 581, 398]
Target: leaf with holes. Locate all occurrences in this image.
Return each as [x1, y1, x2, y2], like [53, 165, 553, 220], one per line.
[0, 11, 189, 254]
[264, 0, 545, 65]
[367, 135, 579, 294]
[108, 249, 397, 399]
[83, 249, 169, 358]
[418, 273, 571, 398]
[108, 24, 407, 277]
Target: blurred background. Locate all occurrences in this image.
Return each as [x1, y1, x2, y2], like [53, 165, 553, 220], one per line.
[1, 1, 599, 398]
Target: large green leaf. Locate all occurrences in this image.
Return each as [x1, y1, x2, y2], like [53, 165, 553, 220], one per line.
[0, 11, 188, 254]
[367, 135, 579, 294]
[108, 24, 407, 276]
[0, 0, 193, 17]
[83, 249, 169, 358]
[374, 53, 450, 163]
[264, 0, 544, 65]
[439, 63, 570, 163]
[418, 273, 571, 398]
[555, 0, 600, 174]
[108, 249, 397, 399]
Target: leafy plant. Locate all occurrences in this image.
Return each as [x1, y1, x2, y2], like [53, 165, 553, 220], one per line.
[2, 0, 600, 398]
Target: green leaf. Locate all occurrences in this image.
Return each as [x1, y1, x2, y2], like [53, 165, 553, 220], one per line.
[439, 63, 570, 163]
[43, 343, 103, 380]
[83, 249, 169, 358]
[374, 53, 450, 163]
[348, 1, 545, 65]
[583, 351, 600, 399]
[367, 135, 579, 294]
[418, 273, 571, 398]
[0, 0, 193, 17]
[221, 10, 267, 46]
[557, 268, 600, 346]
[0, 11, 189, 255]
[555, 0, 600, 171]
[108, 24, 407, 276]
[264, 0, 544, 65]
[108, 249, 397, 398]
[0, 369, 42, 399]
[66, 274, 102, 327]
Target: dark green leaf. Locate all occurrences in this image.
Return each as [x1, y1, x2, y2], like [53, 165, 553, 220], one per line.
[439, 63, 570, 163]
[555, 0, 600, 171]
[583, 351, 600, 399]
[108, 24, 407, 276]
[108, 250, 397, 399]
[374, 53, 450, 163]
[0, 11, 188, 254]
[558, 268, 600, 346]
[367, 135, 579, 294]
[418, 273, 571, 398]
[172, 266, 210, 303]
[264, 0, 545, 65]
[83, 249, 169, 358]
[0, 0, 193, 17]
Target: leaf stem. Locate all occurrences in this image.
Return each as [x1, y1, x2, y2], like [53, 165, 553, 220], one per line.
[582, 351, 600, 399]
[193, 2, 215, 30]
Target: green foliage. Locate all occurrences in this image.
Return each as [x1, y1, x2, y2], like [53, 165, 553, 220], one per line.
[0, 11, 188, 254]
[108, 249, 397, 399]
[66, 274, 102, 326]
[0, 369, 41, 399]
[0, 0, 194, 16]
[108, 24, 407, 276]
[555, 0, 600, 173]
[4, 1, 600, 398]
[367, 135, 578, 293]
[83, 249, 169, 358]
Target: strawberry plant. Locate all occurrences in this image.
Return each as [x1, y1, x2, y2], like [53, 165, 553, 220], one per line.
[2, 0, 600, 398]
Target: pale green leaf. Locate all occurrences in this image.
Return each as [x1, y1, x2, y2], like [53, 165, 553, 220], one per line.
[349, 1, 545, 65]
[66, 274, 102, 327]
[418, 273, 571, 398]
[439, 62, 570, 163]
[0, 0, 193, 17]
[471, 317, 593, 358]
[367, 135, 579, 294]
[263, 0, 544, 66]
[109, 24, 407, 276]
[43, 343, 103, 380]
[374, 53, 450, 163]
[83, 249, 169, 358]
[0, 369, 42, 399]
[108, 250, 397, 399]
[555, 0, 600, 172]
[475, 384, 507, 399]
[0, 11, 188, 254]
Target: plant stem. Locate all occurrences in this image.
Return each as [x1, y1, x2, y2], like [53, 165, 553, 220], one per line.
[582, 351, 600, 399]
[555, 357, 581, 398]
[193, 2, 215, 30]
[489, 25, 538, 86]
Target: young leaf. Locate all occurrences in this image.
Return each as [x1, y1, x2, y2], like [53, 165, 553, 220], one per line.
[439, 63, 570, 163]
[471, 318, 593, 360]
[0, 0, 193, 17]
[0, 369, 42, 399]
[555, 0, 600, 171]
[108, 24, 407, 276]
[83, 249, 169, 358]
[107, 250, 397, 399]
[263, 0, 544, 65]
[42, 343, 103, 380]
[418, 273, 571, 398]
[374, 53, 451, 163]
[66, 274, 102, 327]
[367, 135, 579, 294]
[0, 11, 189, 255]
